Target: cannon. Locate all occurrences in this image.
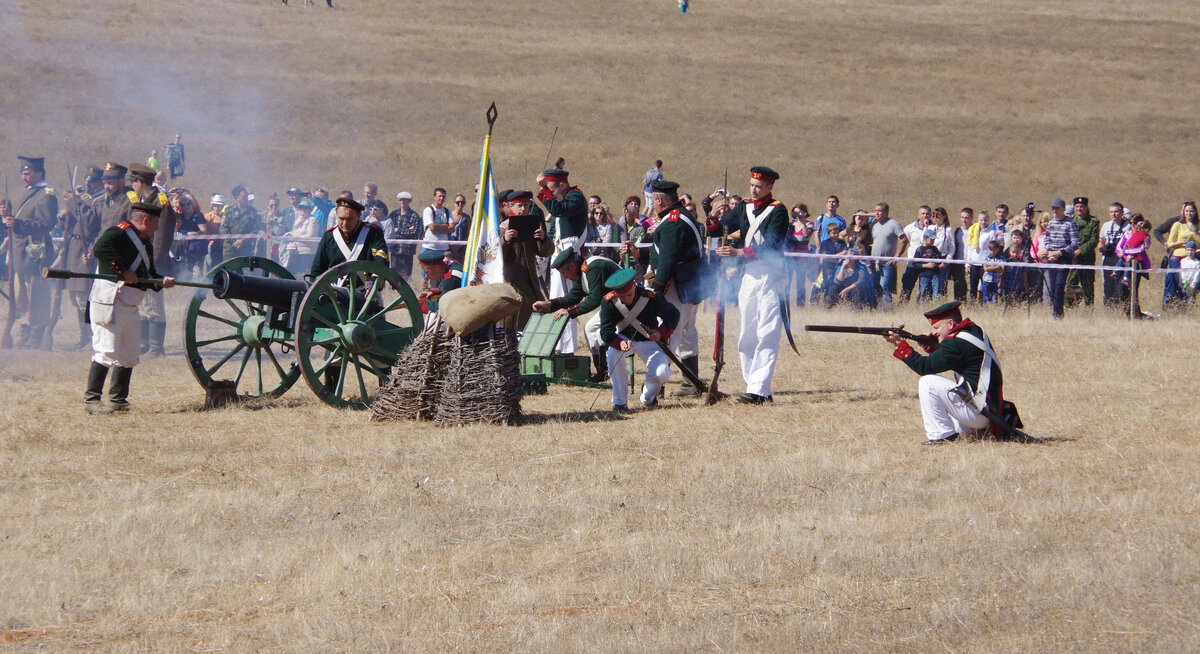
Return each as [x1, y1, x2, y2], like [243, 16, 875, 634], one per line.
[184, 257, 423, 409]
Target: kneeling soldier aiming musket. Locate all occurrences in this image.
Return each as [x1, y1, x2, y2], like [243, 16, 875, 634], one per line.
[83, 202, 175, 413]
[883, 301, 1004, 444]
[599, 268, 678, 414]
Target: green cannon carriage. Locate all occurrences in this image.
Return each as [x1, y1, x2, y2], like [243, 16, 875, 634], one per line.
[184, 257, 423, 409]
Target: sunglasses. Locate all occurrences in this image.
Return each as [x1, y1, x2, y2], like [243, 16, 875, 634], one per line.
[455, 200, 466, 205]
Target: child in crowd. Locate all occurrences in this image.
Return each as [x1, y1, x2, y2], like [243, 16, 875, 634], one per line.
[1116, 216, 1152, 285]
[1003, 241, 1029, 303]
[1181, 240, 1199, 300]
[980, 239, 1008, 304]
[815, 222, 847, 304]
[912, 228, 942, 301]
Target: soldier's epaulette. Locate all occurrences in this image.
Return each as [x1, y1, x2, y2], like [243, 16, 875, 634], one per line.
[580, 262, 589, 273]
[44, 186, 56, 196]
[117, 220, 133, 230]
[156, 191, 169, 206]
[666, 209, 679, 222]
[642, 289, 657, 299]
[604, 291, 617, 301]
[367, 223, 382, 231]
[126, 190, 139, 203]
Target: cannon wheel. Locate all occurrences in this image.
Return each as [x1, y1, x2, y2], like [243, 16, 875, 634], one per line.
[294, 260, 423, 410]
[183, 257, 301, 399]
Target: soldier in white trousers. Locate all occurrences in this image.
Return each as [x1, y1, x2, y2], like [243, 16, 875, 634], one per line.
[715, 166, 790, 405]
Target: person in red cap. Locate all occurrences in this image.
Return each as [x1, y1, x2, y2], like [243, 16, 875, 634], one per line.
[536, 168, 589, 354]
[715, 166, 789, 405]
[884, 300, 1005, 444]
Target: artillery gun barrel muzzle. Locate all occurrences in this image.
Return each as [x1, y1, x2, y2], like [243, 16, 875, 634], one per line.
[212, 269, 309, 311]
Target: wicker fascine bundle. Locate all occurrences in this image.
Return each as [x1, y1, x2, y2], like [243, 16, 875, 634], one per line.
[370, 320, 523, 426]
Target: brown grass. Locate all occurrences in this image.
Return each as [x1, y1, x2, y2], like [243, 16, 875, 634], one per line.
[3, 0, 1200, 650]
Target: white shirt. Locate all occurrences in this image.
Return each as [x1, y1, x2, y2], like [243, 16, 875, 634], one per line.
[422, 204, 451, 251]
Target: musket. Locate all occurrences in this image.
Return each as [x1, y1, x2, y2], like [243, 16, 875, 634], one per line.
[624, 315, 707, 395]
[803, 324, 940, 350]
[2, 174, 14, 349]
[42, 268, 216, 290]
[42, 164, 76, 349]
[542, 125, 558, 171]
[704, 214, 730, 406]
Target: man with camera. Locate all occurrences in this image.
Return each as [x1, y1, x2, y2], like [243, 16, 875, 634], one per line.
[1099, 201, 1131, 307]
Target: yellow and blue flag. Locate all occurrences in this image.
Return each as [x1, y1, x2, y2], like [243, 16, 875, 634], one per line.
[462, 133, 504, 287]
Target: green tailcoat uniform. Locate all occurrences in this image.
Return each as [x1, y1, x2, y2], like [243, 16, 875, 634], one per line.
[310, 222, 390, 277]
[92, 223, 163, 290]
[721, 199, 789, 257]
[599, 287, 680, 348]
[220, 204, 264, 258]
[648, 202, 703, 292]
[130, 189, 177, 276]
[540, 188, 588, 241]
[547, 256, 621, 318]
[896, 322, 1004, 411]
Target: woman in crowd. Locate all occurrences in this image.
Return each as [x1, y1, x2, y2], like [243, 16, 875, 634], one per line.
[1117, 214, 1152, 317]
[1163, 201, 1199, 307]
[929, 207, 954, 297]
[282, 199, 320, 276]
[786, 202, 814, 305]
[844, 210, 873, 251]
[172, 189, 208, 281]
[585, 202, 622, 261]
[1031, 212, 1052, 305]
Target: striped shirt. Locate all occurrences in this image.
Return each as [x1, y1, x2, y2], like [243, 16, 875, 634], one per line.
[1042, 217, 1080, 256]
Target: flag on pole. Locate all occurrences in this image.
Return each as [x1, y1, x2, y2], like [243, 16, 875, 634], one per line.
[462, 132, 504, 287]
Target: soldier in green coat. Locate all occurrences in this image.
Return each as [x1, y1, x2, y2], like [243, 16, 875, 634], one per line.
[715, 166, 790, 405]
[1068, 196, 1099, 306]
[646, 179, 705, 396]
[884, 301, 1005, 444]
[598, 268, 679, 413]
[310, 197, 390, 277]
[532, 249, 621, 381]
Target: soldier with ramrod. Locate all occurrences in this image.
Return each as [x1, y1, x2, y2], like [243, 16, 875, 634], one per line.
[83, 202, 175, 413]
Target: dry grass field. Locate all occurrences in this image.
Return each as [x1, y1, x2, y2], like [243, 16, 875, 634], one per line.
[3, 0, 1200, 651]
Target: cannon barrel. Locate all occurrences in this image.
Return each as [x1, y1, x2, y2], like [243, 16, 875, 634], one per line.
[212, 269, 309, 311]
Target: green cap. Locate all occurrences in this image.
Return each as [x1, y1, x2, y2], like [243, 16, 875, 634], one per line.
[551, 249, 579, 269]
[131, 201, 163, 217]
[923, 300, 961, 321]
[417, 249, 445, 263]
[604, 268, 637, 292]
[650, 179, 679, 193]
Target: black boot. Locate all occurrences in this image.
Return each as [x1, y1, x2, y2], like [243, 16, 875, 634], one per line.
[108, 366, 133, 412]
[671, 355, 703, 398]
[588, 348, 608, 383]
[84, 362, 109, 413]
[139, 320, 151, 354]
[147, 321, 167, 357]
[27, 325, 46, 350]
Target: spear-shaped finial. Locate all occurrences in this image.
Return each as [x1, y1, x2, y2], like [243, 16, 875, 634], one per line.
[486, 102, 498, 135]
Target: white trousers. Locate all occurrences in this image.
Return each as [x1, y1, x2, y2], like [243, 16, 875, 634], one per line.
[918, 375, 991, 441]
[664, 283, 698, 359]
[737, 269, 782, 397]
[582, 312, 602, 350]
[551, 237, 581, 353]
[607, 340, 672, 407]
[91, 299, 142, 368]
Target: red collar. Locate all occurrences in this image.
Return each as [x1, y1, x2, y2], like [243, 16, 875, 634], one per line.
[750, 194, 774, 211]
[945, 317, 976, 338]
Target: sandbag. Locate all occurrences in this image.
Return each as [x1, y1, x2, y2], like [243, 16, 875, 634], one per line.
[438, 283, 521, 334]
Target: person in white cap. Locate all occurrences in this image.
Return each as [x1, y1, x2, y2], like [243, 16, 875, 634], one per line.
[205, 194, 227, 265]
[384, 191, 421, 278]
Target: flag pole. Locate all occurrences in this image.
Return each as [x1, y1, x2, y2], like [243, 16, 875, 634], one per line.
[463, 102, 498, 287]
